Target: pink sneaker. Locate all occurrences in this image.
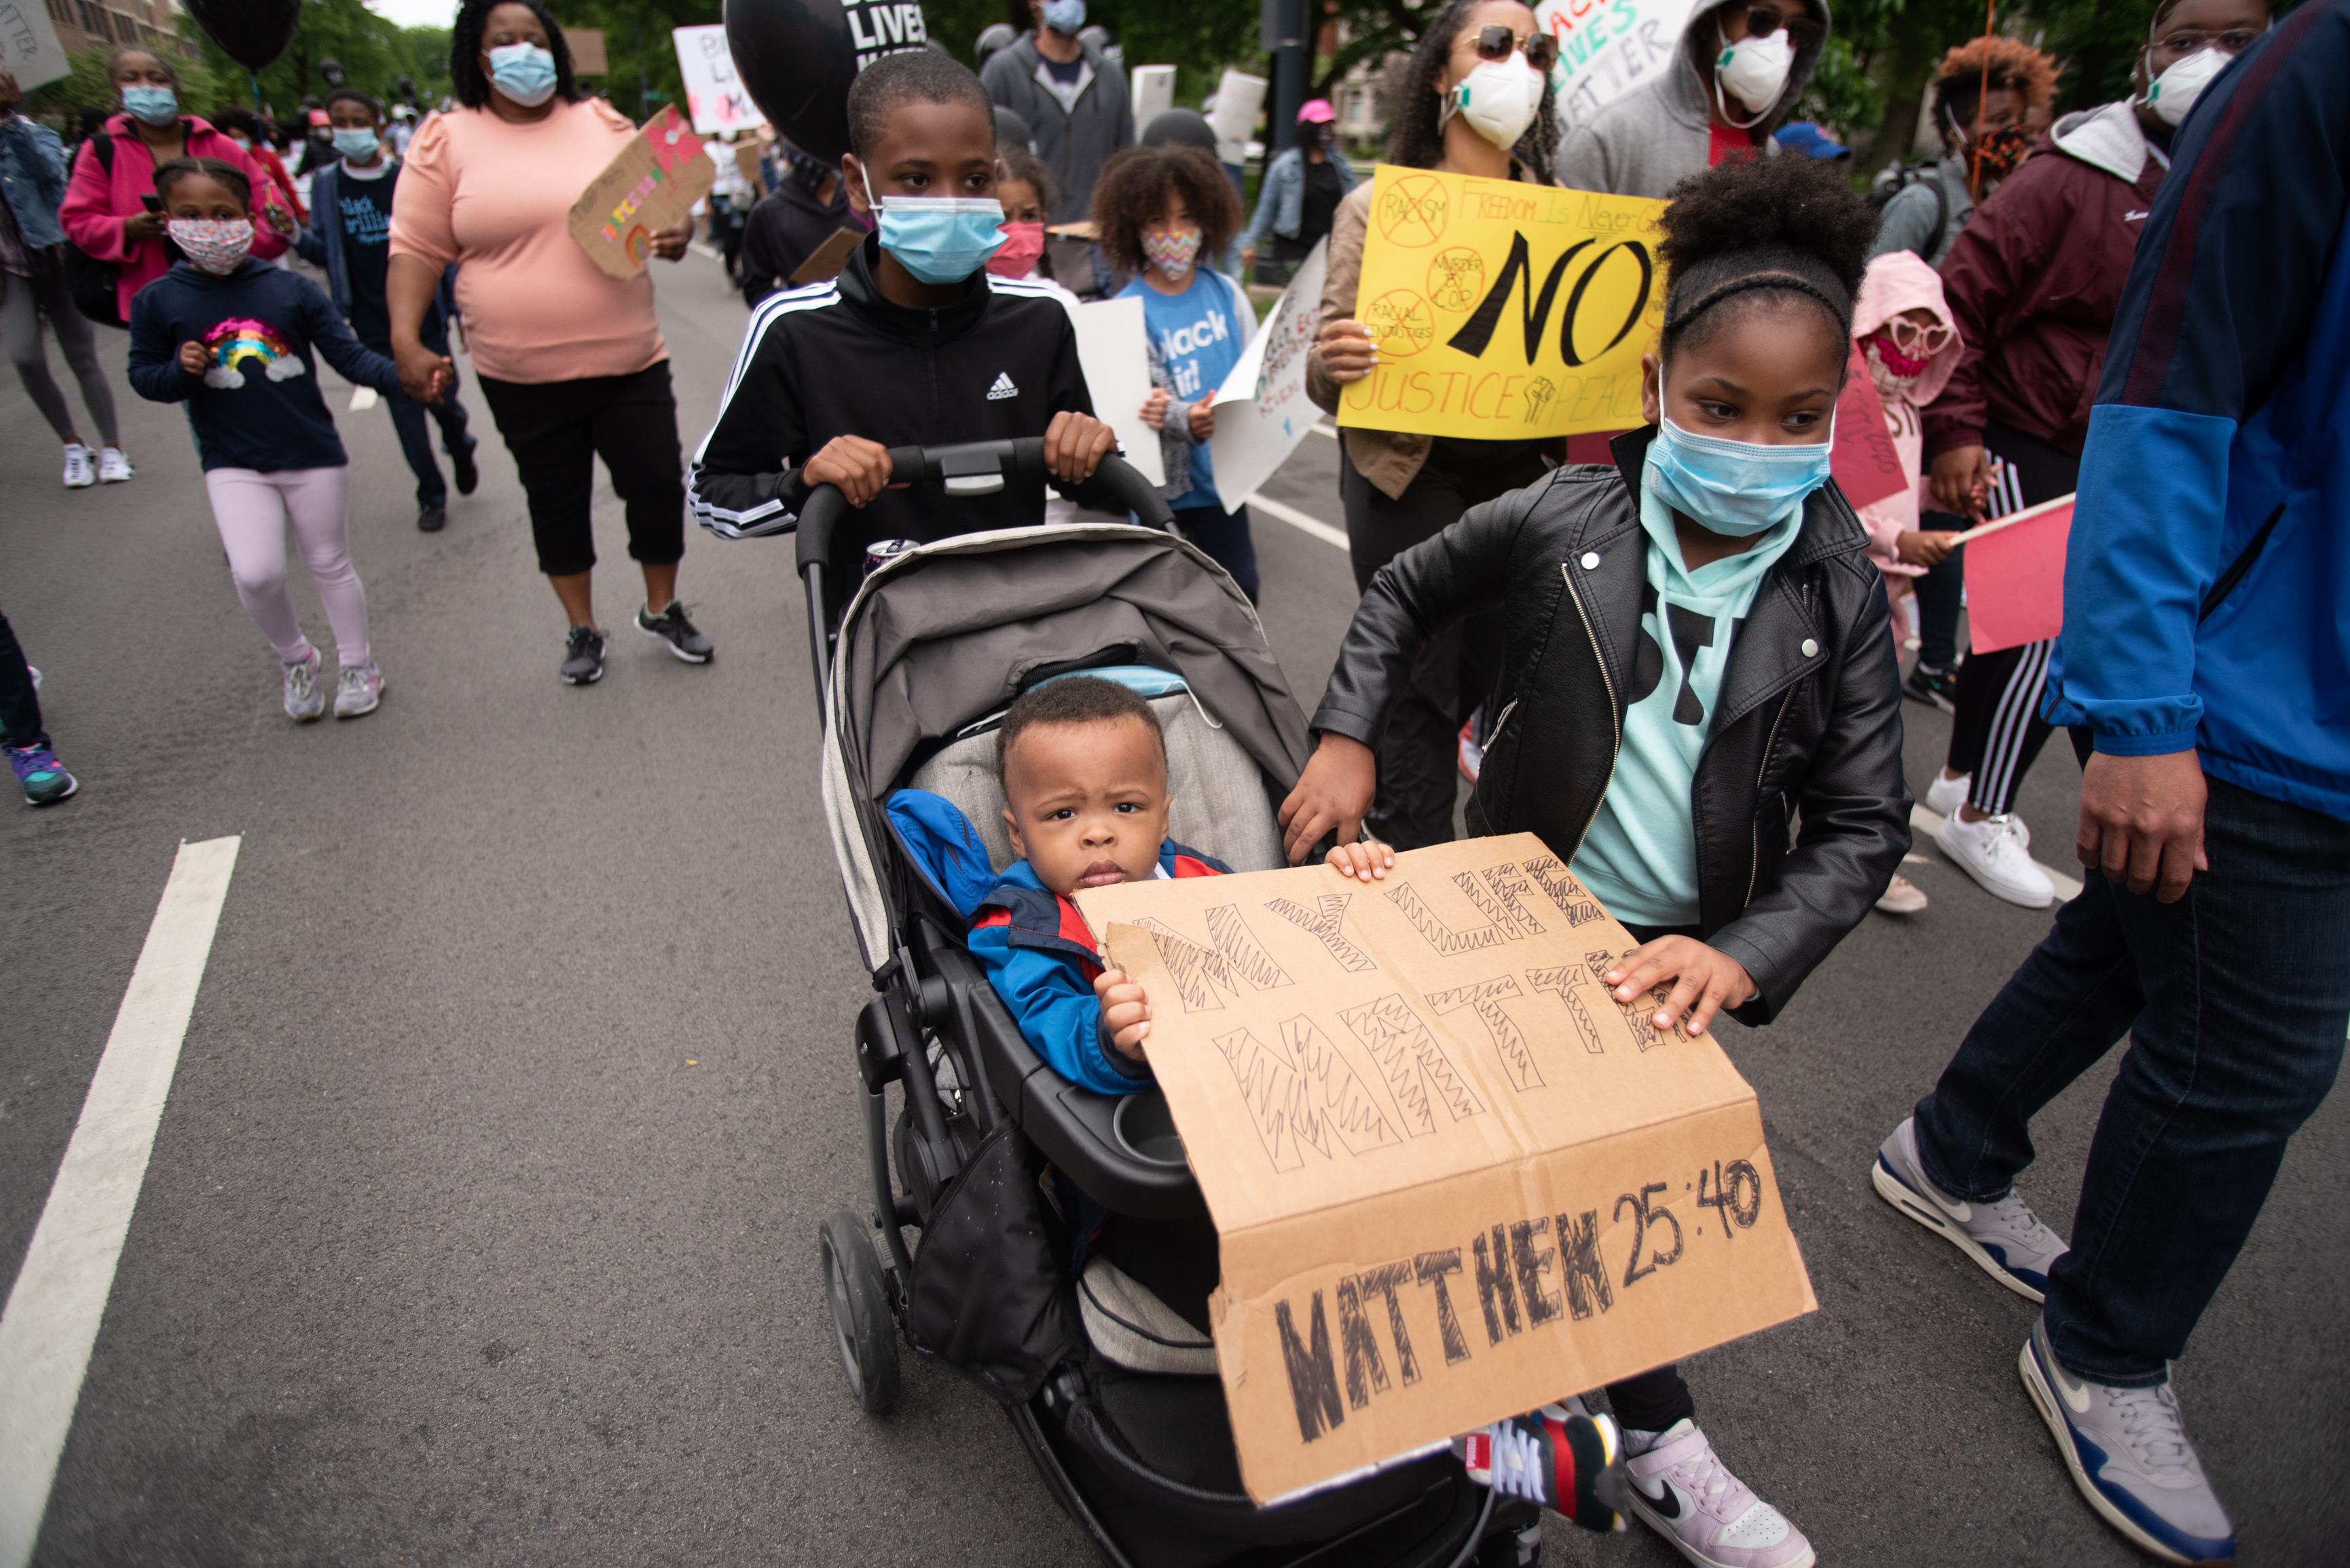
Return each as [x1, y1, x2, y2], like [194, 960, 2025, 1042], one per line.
[1623, 1419, 1813, 1568]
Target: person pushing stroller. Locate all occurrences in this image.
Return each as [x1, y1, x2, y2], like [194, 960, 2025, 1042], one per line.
[688, 52, 1117, 542]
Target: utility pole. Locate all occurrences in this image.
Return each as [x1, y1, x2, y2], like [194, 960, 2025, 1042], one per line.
[1262, 0, 1308, 155]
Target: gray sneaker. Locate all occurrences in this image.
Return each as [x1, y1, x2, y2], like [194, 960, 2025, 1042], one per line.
[559, 625, 606, 686]
[333, 660, 383, 718]
[282, 650, 326, 721]
[1873, 1116, 2067, 1301]
[635, 599, 713, 663]
[2019, 1319, 2236, 1565]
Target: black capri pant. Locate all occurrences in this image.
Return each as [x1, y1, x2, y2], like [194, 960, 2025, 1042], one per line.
[476, 360, 686, 578]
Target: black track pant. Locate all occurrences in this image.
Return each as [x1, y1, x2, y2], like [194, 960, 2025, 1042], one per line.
[477, 360, 686, 578]
[1944, 419, 2081, 817]
[1340, 436, 1554, 851]
[0, 610, 43, 750]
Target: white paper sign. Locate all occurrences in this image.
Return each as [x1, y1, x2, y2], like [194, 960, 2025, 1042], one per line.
[1205, 239, 1325, 508]
[1536, 0, 1696, 127]
[1071, 296, 1167, 489]
[672, 24, 768, 136]
[1209, 69, 1266, 168]
[0, 0, 71, 91]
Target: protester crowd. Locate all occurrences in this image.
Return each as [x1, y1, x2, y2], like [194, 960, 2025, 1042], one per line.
[6, 0, 2347, 1563]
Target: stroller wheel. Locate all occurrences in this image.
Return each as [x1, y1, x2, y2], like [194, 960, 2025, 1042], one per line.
[818, 1208, 900, 1413]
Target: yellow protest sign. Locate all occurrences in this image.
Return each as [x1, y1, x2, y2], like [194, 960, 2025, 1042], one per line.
[1337, 166, 1668, 441]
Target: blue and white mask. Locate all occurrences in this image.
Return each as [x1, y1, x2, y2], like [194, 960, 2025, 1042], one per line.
[1646, 375, 1834, 537]
[331, 127, 383, 161]
[862, 170, 1006, 284]
[486, 42, 559, 107]
[1042, 0, 1086, 34]
[120, 85, 179, 127]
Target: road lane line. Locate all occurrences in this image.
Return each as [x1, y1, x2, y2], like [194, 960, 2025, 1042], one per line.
[1246, 491, 1348, 551]
[1310, 422, 1338, 438]
[0, 836, 241, 1568]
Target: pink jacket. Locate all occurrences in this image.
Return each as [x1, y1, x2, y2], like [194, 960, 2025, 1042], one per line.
[1850, 252, 1962, 579]
[59, 113, 291, 321]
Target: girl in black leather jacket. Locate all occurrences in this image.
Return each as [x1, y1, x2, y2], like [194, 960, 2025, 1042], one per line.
[1291, 155, 1910, 1566]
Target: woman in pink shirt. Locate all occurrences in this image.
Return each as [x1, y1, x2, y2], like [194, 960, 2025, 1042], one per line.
[386, 0, 711, 687]
[58, 46, 291, 326]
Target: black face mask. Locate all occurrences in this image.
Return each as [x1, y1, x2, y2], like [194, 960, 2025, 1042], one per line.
[1312, 124, 1336, 151]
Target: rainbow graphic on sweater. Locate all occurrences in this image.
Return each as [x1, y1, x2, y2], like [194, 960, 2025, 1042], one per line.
[202, 317, 308, 390]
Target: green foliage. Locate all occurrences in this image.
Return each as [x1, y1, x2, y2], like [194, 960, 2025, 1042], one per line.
[559, 0, 727, 119]
[1793, 35, 1884, 140]
[167, 0, 454, 116]
[26, 31, 225, 122]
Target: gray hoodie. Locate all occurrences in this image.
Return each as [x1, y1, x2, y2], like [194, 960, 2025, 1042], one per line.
[1551, 0, 1831, 198]
[980, 32, 1135, 224]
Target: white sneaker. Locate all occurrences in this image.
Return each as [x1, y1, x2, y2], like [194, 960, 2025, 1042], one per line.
[1936, 812, 2054, 908]
[98, 447, 134, 483]
[62, 444, 95, 488]
[1623, 1420, 1814, 1568]
[1874, 873, 1928, 914]
[1924, 770, 1970, 818]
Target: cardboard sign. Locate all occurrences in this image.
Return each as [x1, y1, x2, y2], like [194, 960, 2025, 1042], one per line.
[1206, 238, 1327, 506]
[1078, 834, 1815, 1504]
[0, 0, 71, 91]
[567, 107, 715, 281]
[1829, 348, 1909, 510]
[1537, 0, 1698, 126]
[673, 24, 768, 136]
[1960, 492, 2074, 653]
[788, 226, 866, 286]
[1071, 297, 1168, 488]
[1338, 167, 1669, 441]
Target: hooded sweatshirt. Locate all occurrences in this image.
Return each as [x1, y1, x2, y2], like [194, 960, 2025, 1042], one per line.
[979, 33, 1135, 224]
[1550, 0, 1832, 198]
[58, 113, 293, 322]
[1849, 251, 1963, 579]
[1923, 100, 2166, 460]
[126, 258, 399, 472]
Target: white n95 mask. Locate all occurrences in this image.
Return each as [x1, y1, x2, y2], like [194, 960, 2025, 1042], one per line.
[1442, 54, 1545, 151]
[1714, 26, 1794, 124]
[2141, 45, 2228, 128]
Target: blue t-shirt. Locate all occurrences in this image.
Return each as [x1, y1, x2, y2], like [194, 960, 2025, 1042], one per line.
[1120, 268, 1245, 511]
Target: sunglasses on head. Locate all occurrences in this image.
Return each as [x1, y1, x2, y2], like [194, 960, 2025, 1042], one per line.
[1731, 7, 1824, 49]
[1473, 24, 1558, 73]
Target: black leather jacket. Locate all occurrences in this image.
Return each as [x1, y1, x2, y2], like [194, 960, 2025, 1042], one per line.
[1312, 428, 1911, 1025]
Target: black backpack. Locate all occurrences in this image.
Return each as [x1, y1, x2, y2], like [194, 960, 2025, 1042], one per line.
[62, 132, 126, 327]
[1867, 159, 1951, 264]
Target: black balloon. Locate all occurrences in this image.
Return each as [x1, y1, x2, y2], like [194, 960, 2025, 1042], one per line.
[184, 0, 301, 71]
[725, 0, 935, 164]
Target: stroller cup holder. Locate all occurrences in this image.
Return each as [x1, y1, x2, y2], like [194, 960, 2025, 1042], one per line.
[1111, 1091, 1188, 1168]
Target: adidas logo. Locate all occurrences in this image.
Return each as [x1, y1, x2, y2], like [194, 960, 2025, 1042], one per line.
[985, 371, 1018, 400]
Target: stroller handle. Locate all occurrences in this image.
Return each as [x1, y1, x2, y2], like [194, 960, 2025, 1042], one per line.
[793, 439, 1175, 574]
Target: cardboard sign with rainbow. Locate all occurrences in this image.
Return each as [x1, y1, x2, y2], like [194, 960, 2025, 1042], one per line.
[567, 106, 716, 281]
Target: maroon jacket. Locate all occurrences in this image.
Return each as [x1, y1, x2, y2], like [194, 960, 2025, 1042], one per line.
[1924, 102, 2167, 460]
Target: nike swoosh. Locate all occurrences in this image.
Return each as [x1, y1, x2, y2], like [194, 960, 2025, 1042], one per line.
[2046, 1348, 2093, 1415]
[2125, 210, 2149, 222]
[1638, 1480, 1687, 1520]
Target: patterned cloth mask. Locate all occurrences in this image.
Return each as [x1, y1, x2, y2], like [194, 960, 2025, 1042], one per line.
[168, 217, 255, 276]
[1140, 225, 1202, 282]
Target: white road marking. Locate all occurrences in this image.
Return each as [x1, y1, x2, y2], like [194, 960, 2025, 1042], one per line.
[1310, 422, 1338, 439]
[348, 387, 379, 412]
[1246, 491, 1348, 551]
[0, 836, 241, 1568]
[1909, 803, 2083, 902]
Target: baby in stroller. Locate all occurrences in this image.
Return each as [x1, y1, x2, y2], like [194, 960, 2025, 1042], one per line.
[897, 673, 1630, 1533]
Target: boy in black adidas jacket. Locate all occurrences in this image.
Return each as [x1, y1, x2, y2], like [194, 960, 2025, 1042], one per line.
[688, 52, 1114, 544]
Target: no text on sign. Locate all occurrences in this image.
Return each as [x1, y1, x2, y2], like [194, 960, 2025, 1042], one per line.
[1340, 167, 1669, 441]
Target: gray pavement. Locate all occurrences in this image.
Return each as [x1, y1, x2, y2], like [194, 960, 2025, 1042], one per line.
[3, 251, 2342, 1567]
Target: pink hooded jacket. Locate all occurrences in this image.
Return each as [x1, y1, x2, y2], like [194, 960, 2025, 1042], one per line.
[1850, 252, 1962, 579]
[59, 113, 291, 322]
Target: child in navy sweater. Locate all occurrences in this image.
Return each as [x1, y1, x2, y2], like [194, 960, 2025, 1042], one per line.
[128, 157, 402, 722]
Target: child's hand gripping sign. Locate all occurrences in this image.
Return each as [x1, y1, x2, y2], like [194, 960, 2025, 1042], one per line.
[1336, 168, 1669, 441]
[1076, 834, 1814, 1505]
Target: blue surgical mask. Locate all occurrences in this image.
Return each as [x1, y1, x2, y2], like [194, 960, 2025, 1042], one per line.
[120, 85, 179, 127]
[331, 127, 382, 161]
[1042, 0, 1086, 34]
[862, 170, 1006, 284]
[1646, 379, 1834, 537]
[486, 42, 559, 107]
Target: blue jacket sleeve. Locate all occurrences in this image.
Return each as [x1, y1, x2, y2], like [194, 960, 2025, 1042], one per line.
[2047, 7, 2350, 754]
[1243, 153, 1287, 250]
[966, 922, 1154, 1098]
[295, 185, 331, 269]
[125, 288, 201, 403]
[302, 282, 401, 395]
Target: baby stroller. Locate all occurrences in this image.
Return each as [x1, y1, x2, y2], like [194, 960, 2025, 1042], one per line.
[792, 442, 1547, 1567]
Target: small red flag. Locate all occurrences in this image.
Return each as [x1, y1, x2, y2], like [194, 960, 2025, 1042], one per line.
[1829, 348, 1909, 510]
[1961, 493, 2074, 654]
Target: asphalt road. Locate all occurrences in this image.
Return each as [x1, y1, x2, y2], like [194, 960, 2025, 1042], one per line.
[3, 250, 2343, 1567]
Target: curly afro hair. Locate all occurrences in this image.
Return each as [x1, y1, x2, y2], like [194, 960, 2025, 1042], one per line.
[1933, 37, 2062, 133]
[1654, 152, 1879, 358]
[1089, 144, 1245, 276]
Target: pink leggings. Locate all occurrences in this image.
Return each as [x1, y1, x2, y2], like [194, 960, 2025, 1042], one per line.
[203, 466, 369, 665]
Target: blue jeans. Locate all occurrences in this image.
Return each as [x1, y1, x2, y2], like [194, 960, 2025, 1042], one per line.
[1913, 774, 2350, 1384]
[369, 329, 473, 508]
